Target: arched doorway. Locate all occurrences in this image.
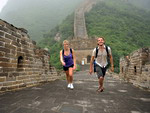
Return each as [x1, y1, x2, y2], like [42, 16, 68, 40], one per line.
[87, 55, 91, 63]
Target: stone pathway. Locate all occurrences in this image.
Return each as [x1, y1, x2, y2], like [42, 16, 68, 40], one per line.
[0, 70, 150, 113]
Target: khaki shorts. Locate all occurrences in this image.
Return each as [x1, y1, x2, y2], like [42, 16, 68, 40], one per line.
[96, 64, 107, 78]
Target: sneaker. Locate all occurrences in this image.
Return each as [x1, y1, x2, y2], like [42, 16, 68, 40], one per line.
[70, 83, 74, 89]
[67, 84, 71, 88]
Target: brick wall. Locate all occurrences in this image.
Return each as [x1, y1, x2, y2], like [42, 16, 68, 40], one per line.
[120, 47, 150, 89]
[0, 19, 59, 92]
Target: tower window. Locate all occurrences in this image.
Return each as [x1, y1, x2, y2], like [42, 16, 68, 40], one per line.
[17, 56, 23, 68]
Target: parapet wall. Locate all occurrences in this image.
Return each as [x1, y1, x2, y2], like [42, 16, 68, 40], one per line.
[120, 47, 150, 89]
[0, 19, 59, 92]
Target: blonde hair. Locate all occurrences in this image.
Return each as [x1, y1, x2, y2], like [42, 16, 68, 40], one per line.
[63, 40, 69, 44]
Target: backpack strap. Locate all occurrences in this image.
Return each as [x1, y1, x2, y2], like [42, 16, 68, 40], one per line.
[62, 48, 73, 58]
[62, 49, 64, 57]
[105, 46, 109, 57]
[70, 48, 73, 59]
[95, 46, 109, 58]
[95, 47, 98, 58]
[70, 48, 72, 54]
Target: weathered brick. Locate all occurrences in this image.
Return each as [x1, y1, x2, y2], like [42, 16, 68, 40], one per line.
[6, 24, 17, 32]
[5, 34, 16, 41]
[10, 49, 17, 55]
[10, 59, 17, 63]
[5, 53, 16, 58]
[0, 62, 16, 67]
[19, 28, 28, 34]
[12, 40, 21, 47]
[0, 41, 4, 47]
[0, 77, 6, 82]
[0, 58, 10, 62]
[0, 26, 9, 32]
[17, 68, 25, 72]
[7, 85, 19, 90]
[18, 84, 26, 88]
[3, 68, 16, 72]
[22, 48, 29, 53]
[0, 47, 10, 53]
[0, 51, 5, 57]
[1, 87, 7, 91]
[9, 72, 19, 77]
[12, 32, 21, 38]
[0, 73, 8, 76]
[21, 40, 28, 46]
[0, 36, 11, 43]
[16, 75, 28, 80]
[0, 20, 6, 26]
[0, 31, 4, 36]
[5, 43, 16, 50]
[3, 81, 13, 86]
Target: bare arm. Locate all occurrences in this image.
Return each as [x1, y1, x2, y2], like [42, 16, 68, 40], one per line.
[89, 56, 95, 74]
[72, 49, 76, 69]
[109, 54, 114, 72]
[60, 50, 65, 66]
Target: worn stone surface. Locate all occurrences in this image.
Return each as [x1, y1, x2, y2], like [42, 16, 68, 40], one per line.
[0, 70, 149, 113]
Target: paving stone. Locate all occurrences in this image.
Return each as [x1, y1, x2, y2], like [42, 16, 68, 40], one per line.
[0, 70, 149, 113]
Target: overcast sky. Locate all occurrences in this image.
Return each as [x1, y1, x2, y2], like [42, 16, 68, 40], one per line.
[0, 0, 8, 13]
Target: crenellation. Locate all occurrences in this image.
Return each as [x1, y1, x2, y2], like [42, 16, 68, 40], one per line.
[0, 19, 59, 92]
[6, 24, 18, 33]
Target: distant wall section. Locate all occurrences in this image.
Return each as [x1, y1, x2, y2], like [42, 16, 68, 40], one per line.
[120, 48, 150, 89]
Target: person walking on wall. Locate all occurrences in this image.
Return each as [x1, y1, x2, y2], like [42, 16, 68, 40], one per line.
[89, 37, 114, 92]
[60, 40, 76, 89]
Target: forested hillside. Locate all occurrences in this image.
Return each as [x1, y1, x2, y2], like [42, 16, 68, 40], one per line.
[39, 0, 150, 72]
[0, 0, 83, 41]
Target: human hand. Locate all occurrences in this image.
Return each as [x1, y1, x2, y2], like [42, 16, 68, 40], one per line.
[89, 69, 93, 75]
[110, 66, 114, 72]
[62, 62, 65, 66]
[73, 65, 76, 70]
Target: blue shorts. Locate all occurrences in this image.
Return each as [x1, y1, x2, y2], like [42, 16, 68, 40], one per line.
[63, 64, 74, 71]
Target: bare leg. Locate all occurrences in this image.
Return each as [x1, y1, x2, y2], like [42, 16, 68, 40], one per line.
[98, 77, 104, 92]
[69, 68, 74, 89]
[65, 71, 70, 84]
[69, 68, 73, 83]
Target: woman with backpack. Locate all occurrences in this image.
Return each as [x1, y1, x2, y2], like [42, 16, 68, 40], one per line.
[60, 40, 76, 89]
[89, 37, 114, 92]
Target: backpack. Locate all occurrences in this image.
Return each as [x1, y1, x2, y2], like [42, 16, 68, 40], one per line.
[94, 46, 110, 72]
[62, 48, 73, 59]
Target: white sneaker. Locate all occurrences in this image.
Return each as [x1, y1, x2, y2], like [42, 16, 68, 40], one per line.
[67, 84, 71, 88]
[70, 83, 74, 89]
